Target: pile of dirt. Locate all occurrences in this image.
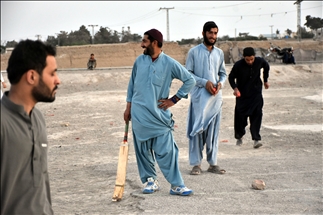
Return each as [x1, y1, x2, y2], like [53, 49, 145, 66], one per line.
[1, 39, 322, 70]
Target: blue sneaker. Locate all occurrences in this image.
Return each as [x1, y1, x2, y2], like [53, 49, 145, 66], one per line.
[142, 177, 160, 194]
[170, 185, 193, 196]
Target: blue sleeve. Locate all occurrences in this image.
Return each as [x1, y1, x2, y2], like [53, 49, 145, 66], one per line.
[126, 61, 137, 102]
[171, 61, 196, 99]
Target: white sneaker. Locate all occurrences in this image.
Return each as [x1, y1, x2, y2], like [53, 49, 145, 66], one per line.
[142, 177, 160, 194]
[170, 185, 193, 196]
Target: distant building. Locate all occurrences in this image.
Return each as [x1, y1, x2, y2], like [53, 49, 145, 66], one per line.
[259, 34, 277, 40]
[291, 32, 297, 38]
[312, 28, 322, 41]
[5, 47, 14, 54]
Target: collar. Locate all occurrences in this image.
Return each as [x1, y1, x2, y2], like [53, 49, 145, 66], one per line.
[2, 91, 32, 119]
[146, 51, 164, 61]
[201, 43, 214, 51]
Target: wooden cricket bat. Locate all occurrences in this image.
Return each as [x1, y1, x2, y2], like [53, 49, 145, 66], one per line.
[112, 122, 129, 202]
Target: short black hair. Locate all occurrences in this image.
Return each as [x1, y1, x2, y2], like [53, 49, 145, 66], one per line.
[243, 47, 256, 57]
[203, 21, 218, 33]
[7, 39, 56, 85]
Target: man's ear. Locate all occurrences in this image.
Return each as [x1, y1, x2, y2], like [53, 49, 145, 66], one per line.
[26, 70, 36, 84]
[153, 40, 158, 47]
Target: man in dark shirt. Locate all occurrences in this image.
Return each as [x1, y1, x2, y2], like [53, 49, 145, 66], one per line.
[87, 53, 97, 70]
[228, 47, 270, 149]
[1, 39, 60, 214]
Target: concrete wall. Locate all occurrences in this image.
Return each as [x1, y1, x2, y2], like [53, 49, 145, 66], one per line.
[1, 40, 322, 70]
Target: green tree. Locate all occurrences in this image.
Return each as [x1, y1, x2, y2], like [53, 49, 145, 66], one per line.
[220, 35, 230, 41]
[296, 27, 315, 39]
[304, 15, 323, 31]
[1, 45, 6, 54]
[94, 27, 113, 44]
[120, 27, 132, 43]
[57, 31, 69, 46]
[286, 29, 292, 36]
[111, 30, 120, 43]
[176, 38, 202, 45]
[131, 33, 142, 42]
[68, 25, 91, 45]
[5, 40, 18, 48]
[46, 36, 57, 47]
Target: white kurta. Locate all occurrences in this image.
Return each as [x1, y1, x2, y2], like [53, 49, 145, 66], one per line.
[186, 44, 227, 138]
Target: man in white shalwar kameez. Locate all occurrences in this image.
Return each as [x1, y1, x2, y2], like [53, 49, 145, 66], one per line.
[124, 29, 196, 196]
[186, 21, 227, 175]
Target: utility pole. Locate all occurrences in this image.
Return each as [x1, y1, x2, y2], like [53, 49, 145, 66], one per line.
[294, 0, 303, 42]
[235, 28, 237, 41]
[88, 24, 98, 44]
[35, 34, 42, 40]
[269, 25, 274, 40]
[159, 7, 174, 41]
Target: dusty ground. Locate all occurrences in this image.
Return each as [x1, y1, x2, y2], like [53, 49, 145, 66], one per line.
[2, 62, 321, 214]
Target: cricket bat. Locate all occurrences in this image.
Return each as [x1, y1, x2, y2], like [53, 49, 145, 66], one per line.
[112, 122, 129, 202]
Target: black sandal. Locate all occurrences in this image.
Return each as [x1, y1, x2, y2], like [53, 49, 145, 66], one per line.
[190, 166, 202, 175]
[207, 165, 226, 174]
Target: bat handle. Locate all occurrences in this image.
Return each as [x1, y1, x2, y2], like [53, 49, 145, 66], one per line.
[123, 122, 129, 142]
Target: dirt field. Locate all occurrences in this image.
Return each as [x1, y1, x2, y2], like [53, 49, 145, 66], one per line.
[2, 62, 321, 214]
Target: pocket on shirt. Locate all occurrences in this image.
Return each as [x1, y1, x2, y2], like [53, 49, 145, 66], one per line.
[151, 71, 165, 87]
[40, 142, 49, 173]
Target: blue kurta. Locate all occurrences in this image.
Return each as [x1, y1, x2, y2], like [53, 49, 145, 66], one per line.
[186, 44, 227, 138]
[126, 52, 196, 141]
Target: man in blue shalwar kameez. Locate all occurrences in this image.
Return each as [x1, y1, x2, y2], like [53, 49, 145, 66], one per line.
[185, 21, 227, 175]
[124, 29, 196, 196]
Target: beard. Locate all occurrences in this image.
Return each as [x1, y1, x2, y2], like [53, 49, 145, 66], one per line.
[143, 44, 154, 56]
[203, 35, 216, 46]
[32, 76, 57, 103]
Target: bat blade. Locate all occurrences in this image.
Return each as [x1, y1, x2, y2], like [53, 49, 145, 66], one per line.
[112, 122, 129, 202]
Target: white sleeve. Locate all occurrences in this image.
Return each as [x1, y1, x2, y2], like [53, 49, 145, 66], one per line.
[0, 73, 4, 82]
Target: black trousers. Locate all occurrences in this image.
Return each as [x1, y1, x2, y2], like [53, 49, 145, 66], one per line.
[234, 95, 263, 141]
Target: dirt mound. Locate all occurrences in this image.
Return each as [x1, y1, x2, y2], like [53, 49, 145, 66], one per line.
[1, 39, 322, 70]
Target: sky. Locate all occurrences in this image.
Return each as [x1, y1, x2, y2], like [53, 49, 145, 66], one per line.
[1, 1, 322, 44]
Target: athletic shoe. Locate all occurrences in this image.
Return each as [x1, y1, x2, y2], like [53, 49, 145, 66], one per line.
[142, 177, 160, 194]
[170, 185, 193, 196]
[253, 140, 263, 149]
[236, 138, 243, 146]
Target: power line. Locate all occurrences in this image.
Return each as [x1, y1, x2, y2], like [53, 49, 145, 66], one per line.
[105, 9, 160, 27]
[172, 5, 319, 18]
[176, 2, 253, 10]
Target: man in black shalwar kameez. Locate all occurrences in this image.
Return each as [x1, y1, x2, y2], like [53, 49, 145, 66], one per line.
[228, 47, 270, 149]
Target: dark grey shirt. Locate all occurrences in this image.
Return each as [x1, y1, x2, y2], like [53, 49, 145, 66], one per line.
[1, 92, 53, 215]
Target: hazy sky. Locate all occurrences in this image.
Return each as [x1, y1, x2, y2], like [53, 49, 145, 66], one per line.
[1, 1, 322, 44]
